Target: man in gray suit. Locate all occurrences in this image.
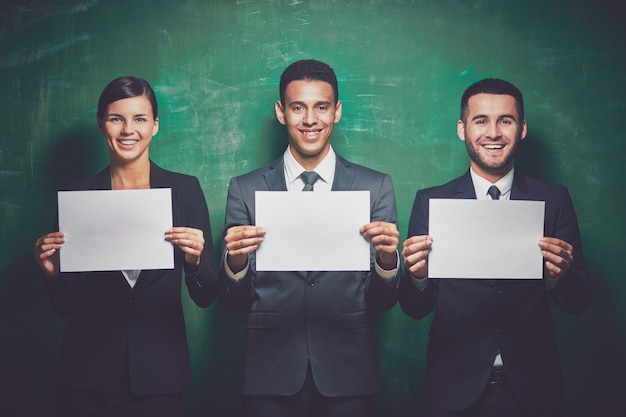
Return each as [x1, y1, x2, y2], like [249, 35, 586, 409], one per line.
[218, 59, 400, 417]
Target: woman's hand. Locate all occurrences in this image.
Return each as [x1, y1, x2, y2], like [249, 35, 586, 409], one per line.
[166, 227, 204, 266]
[33, 232, 65, 279]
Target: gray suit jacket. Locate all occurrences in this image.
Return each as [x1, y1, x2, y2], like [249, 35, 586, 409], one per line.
[218, 154, 398, 396]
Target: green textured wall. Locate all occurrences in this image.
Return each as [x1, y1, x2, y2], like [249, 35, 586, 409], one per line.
[1, 0, 624, 415]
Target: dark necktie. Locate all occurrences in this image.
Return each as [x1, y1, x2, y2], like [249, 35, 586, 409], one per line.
[488, 185, 501, 200]
[488, 183, 502, 366]
[300, 171, 320, 191]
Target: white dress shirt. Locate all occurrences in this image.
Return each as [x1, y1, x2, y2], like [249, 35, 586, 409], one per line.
[225, 145, 397, 280]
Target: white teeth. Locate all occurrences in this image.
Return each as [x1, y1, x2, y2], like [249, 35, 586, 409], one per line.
[120, 140, 138, 145]
[485, 144, 503, 149]
[302, 131, 319, 137]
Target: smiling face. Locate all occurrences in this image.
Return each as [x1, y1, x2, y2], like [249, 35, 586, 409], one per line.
[457, 93, 527, 183]
[99, 95, 159, 165]
[275, 79, 342, 170]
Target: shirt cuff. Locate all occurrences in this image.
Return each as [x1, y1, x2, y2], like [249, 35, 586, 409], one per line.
[375, 251, 399, 282]
[410, 275, 429, 291]
[224, 252, 248, 282]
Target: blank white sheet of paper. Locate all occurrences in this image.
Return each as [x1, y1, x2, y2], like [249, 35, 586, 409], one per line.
[255, 191, 370, 271]
[58, 188, 174, 272]
[428, 199, 545, 279]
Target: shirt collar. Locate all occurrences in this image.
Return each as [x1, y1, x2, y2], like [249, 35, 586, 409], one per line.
[470, 167, 514, 200]
[284, 145, 336, 189]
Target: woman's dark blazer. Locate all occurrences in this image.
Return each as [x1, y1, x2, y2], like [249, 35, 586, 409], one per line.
[44, 161, 217, 396]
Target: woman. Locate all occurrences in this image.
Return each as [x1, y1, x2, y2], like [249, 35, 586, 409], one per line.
[33, 76, 217, 416]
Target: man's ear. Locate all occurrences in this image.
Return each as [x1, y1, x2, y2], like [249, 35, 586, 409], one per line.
[333, 100, 343, 124]
[520, 120, 527, 141]
[457, 120, 466, 141]
[275, 101, 287, 125]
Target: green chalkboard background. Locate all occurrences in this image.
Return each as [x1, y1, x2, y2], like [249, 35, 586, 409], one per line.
[1, 0, 624, 416]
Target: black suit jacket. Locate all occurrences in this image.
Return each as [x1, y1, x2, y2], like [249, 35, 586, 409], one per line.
[45, 161, 217, 396]
[399, 170, 591, 415]
[218, 154, 399, 396]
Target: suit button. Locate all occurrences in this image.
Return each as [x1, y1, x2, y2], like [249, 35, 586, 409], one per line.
[495, 327, 503, 334]
[307, 279, 315, 287]
[494, 286, 503, 295]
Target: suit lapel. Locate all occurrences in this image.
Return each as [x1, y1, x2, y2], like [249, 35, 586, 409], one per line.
[455, 170, 478, 199]
[331, 155, 356, 191]
[90, 166, 112, 190]
[457, 171, 496, 286]
[84, 167, 132, 286]
[264, 158, 288, 191]
[510, 172, 530, 200]
[132, 161, 169, 292]
[263, 157, 304, 278]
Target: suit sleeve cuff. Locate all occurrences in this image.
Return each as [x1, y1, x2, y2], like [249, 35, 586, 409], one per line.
[223, 252, 249, 282]
[375, 251, 399, 283]
[546, 275, 561, 289]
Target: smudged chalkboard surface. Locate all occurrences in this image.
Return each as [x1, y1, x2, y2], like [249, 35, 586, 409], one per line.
[0, 1, 623, 416]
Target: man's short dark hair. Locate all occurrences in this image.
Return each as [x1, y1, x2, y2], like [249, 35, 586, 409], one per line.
[460, 78, 524, 123]
[279, 59, 339, 104]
